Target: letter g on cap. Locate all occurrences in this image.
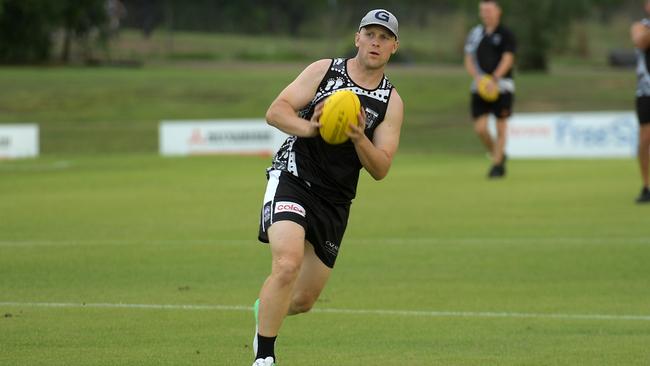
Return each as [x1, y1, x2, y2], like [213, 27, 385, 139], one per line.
[375, 10, 390, 21]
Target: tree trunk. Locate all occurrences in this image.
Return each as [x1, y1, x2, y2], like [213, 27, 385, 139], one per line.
[62, 29, 71, 63]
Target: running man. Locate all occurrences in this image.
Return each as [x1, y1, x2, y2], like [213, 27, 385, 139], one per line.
[631, 0, 650, 203]
[464, 0, 516, 178]
[252, 9, 404, 366]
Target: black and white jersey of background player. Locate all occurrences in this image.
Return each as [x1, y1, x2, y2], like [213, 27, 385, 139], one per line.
[465, 22, 517, 97]
[635, 18, 650, 123]
[258, 57, 394, 268]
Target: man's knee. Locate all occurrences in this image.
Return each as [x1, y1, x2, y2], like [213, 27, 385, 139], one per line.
[640, 129, 650, 147]
[495, 123, 508, 138]
[290, 292, 317, 314]
[474, 120, 489, 135]
[271, 257, 302, 287]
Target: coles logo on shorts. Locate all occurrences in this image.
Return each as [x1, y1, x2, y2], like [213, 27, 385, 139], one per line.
[274, 201, 306, 217]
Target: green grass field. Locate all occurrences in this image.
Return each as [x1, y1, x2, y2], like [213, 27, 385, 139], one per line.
[1, 153, 649, 365]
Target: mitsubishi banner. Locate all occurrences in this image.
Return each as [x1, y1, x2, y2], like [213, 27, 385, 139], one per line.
[159, 119, 288, 156]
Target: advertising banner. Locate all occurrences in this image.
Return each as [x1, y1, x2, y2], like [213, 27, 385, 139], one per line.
[490, 112, 638, 158]
[159, 119, 288, 156]
[0, 124, 39, 159]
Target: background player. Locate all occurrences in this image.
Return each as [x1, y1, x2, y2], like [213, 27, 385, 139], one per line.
[464, 0, 516, 178]
[631, 0, 650, 203]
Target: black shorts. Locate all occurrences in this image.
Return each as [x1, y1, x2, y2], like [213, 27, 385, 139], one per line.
[258, 170, 350, 268]
[471, 92, 514, 119]
[636, 96, 650, 125]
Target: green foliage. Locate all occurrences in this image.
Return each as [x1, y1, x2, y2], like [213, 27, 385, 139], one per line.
[0, 0, 107, 64]
[122, 0, 328, 36]
[58, 0, 108, 62]
[0, 0, 58, 63]
[0, 0, 642, 66]
[59, 0, 107, 35]
[502, 0, 591, 71]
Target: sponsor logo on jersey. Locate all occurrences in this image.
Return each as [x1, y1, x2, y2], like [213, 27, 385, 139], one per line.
[491, 34, 502, 46]
[365, 107, 379, 129]
[275, 201, 306, 217]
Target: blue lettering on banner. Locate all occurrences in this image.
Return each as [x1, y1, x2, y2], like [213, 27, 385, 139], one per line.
[375, 11, 390, 22]
[555, 116, 637, 149]
[0, 136, 10, 147]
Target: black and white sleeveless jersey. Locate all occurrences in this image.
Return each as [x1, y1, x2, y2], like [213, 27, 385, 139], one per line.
[465, 24, 516, 93]
[269, 58, 394, 204]
[636, 19, 650, 97]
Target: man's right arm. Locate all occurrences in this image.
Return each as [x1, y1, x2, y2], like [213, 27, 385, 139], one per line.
[464, 53, 480, 80]
[631, 21, 650, 50]
[465, 53, 488, 93]
[265, 59, 331, 137]
[463, 28, 481, 83]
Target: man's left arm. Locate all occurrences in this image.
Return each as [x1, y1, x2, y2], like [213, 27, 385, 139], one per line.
[493, 52, 514, 80]
[493, 28, 516, 81]
[347, 90, 404, 180]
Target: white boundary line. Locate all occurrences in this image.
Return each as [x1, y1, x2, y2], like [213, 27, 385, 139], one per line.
[0, 237, 648, 247]
[1, 301, 649, 322]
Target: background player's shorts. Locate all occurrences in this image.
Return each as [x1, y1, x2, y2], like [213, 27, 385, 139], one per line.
[636, 96, 650, 125]
[258, 170, 350, 268]
[471, 92, 514, 119]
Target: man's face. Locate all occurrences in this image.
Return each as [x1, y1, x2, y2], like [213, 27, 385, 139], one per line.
[479, 2, 501, 28]
[355, 25, 399, 69]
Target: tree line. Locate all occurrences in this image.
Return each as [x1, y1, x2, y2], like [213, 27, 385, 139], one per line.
[0, 0, 643, 70]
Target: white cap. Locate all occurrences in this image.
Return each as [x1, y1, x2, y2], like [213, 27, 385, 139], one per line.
[359, 9, 398, 39]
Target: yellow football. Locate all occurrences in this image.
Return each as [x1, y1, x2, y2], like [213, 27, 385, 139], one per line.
[319, 90, 361, 145]
[477, 75, 499, 102]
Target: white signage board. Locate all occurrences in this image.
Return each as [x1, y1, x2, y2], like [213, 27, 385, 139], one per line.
[489, 112, 638, 158]
[159, 119, 288, 156]
[0, 124, 39, 159]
